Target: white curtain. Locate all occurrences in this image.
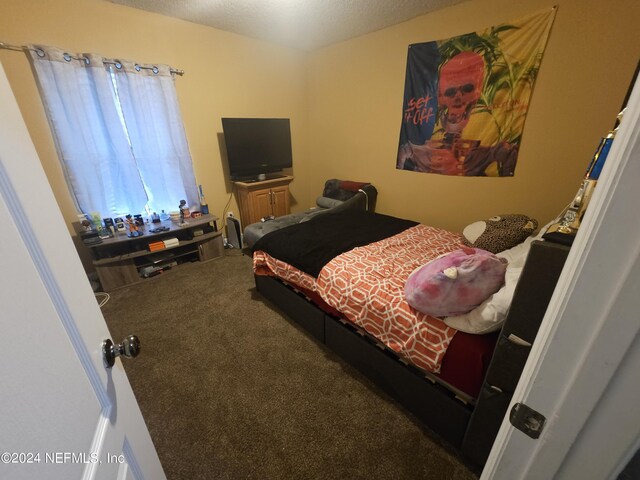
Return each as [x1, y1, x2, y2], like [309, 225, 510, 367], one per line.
[28, 46, 148, 217]
[29, 45, 199, 218]
[112, 60, 199, 215]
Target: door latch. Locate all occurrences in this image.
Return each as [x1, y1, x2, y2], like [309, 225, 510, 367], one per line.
[509, 402, 546, 439]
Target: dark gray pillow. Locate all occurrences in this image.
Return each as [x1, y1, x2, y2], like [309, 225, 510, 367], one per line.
[316, 196, 344, 209]
[322, 179, 358, 201]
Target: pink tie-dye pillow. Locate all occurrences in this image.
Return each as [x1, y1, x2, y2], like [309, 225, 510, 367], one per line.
[405, 247, 507, 317]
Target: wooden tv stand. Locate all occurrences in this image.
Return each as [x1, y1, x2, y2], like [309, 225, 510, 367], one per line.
[85, 214, 223, 292]
[234, 176, 293, 227]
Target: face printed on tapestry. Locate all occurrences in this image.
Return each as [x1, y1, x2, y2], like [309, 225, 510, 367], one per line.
[437, 52, 485, 135]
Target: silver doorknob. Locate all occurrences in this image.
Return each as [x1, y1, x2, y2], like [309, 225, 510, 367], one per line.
[102, 335, 141, 368]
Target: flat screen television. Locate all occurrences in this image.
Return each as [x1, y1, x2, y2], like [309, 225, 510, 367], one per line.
[221, 118, 293, 181]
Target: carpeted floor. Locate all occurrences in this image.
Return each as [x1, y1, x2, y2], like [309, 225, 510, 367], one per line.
[101, 251, 479, 480]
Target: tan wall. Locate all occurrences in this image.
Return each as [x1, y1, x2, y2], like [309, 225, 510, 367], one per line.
[0, 0, 312, 238]
[306, 0, 640, 231]
[1, 0, 639, 243]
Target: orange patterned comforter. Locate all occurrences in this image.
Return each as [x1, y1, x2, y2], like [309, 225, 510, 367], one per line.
[254, 224, 463, 373]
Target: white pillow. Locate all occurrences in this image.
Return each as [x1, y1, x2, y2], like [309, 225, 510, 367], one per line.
[443, 265, 523, 333]
[443, 219, 555, 334]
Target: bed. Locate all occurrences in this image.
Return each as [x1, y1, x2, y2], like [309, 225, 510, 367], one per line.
[250, 209, 570, 467]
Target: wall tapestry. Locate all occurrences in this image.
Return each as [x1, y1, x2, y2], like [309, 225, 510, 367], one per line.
[396, 8, 556, 177]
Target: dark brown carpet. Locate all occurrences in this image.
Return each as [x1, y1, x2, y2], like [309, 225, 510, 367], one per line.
[101, 251, 479, 480]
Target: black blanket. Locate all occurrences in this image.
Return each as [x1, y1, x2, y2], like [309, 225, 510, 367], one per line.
[252, 210, 418, 278]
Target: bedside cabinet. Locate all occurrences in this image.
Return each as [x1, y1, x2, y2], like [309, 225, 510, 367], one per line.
[234, 176, 293, 226]
[461, 240, 571, 467]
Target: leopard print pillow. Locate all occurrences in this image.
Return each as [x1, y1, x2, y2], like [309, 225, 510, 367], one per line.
[462, 214, 538, 254]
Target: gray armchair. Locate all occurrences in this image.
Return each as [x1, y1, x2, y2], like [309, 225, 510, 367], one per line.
[244, 179, 377, 249]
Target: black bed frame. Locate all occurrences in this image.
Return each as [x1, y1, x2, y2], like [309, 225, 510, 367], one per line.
[254, 239, 570, 468]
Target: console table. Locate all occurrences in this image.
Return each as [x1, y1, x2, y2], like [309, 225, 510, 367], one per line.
[85, 214, 223, 292]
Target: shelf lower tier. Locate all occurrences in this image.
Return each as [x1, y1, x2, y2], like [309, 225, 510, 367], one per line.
[94, 232, 223, 291]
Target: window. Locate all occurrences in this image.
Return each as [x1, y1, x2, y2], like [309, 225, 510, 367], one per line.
[28, 46, 198, 219]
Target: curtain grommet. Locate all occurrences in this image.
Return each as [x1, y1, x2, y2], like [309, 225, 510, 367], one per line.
[63, 53, 72, 62]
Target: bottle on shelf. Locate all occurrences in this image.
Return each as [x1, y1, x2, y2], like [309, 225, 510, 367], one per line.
[179, 200, 190, 223]
[543, 108, 625, 244]
[199, 184, 209, 215]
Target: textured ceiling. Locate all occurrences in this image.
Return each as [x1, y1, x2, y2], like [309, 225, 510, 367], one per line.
[106, 0, 466, 51]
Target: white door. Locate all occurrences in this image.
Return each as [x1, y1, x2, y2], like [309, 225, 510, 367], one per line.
[482, 77, 640, 478]
[0, 62, 165, 479]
